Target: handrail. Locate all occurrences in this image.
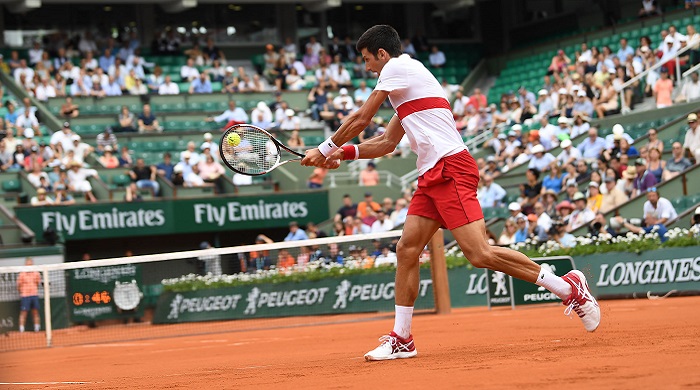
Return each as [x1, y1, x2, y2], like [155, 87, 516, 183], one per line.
[465, 129, 493, 151]
[616, 37, 699, 92]
[682, 62, 700, 79]
[327, 170, 402, 188]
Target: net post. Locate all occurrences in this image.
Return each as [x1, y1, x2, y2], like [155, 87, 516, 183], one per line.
[429, 229, 451, 314]
[42, 269, 53, 347]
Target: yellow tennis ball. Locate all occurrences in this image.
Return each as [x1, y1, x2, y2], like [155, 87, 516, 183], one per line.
[227, 132, 241, 146]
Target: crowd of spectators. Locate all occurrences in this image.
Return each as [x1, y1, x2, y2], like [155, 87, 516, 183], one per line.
[477, 111, 699, 248]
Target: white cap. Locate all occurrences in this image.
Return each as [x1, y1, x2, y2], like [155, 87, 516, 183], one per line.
[511, 124, 522, 132]
[560, 139, 572, 149]
[339, 88, 348, 95]
[23, 128, 34, 138]
[203, 132, 213, 140]
[613, 124, 624, 135]
[285, 108, 295, 117]
[665, 35, 674, 44]
[225, 66, 234, 73]
[557, 116, 569, 124]
[538, 89, 548, 95]
[695, 206, 700, 215]
[182, 151, 191, 159]
[508, 202, 521, 211]
[531, 144, 545, 154]
[608, 67, 616, 74]
[71, 134, 81, 141]
[173, 164, 184, 173]
[558, 88, 567, 95]
[589, 181, 599, 188]
[577, 90, 586, 97]
[257, 101, 267, 110]
[200, 142, 212, 150]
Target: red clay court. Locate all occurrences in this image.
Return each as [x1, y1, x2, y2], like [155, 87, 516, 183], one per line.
[1, 296, 699, 389]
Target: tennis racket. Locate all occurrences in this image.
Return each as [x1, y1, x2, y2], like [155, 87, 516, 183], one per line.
[219, 124, 306, 176]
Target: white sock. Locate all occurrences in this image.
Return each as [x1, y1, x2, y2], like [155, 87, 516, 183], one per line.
[19, 325, 24, 333]
[535, 266, 572, 300]
[34, 324, 40, 332]
[393, 305, 414, 339]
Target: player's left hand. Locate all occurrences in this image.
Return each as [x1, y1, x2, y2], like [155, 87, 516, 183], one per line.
[302, 148, 329, 167]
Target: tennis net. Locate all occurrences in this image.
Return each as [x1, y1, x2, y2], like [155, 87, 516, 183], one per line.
[0, 229, 444, 351]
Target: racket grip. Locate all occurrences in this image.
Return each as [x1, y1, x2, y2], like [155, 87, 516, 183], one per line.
[342, 145, 359, 160]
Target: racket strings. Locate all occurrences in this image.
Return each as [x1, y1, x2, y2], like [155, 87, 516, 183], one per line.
[222, 126, 280, 175]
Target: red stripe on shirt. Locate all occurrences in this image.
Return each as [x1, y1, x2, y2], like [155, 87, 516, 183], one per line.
[396, 97, 451, 121]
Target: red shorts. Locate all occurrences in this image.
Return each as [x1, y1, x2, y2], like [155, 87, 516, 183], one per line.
[408, 150, 483, 229]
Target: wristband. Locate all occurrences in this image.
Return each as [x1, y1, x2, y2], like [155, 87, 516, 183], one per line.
[318, 137, 340, 157]
[342, 145, 360, 160]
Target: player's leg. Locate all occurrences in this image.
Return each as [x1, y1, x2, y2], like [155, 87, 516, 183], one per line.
[452, 219, 600, 332]
[30, 297, 40, 332]
[18, 298, 28, 332]
[364, 214, 440, 361]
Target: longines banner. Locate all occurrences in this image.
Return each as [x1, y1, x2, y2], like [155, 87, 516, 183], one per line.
[14, 192, 329, 241]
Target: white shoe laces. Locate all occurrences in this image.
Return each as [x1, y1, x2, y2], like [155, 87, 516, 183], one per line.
[376, 334, 410, 352]
[564, 278, 593, 318]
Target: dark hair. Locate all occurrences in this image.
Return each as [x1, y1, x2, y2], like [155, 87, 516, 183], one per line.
[356, 25, 402, 58]
[527, 168, 540, 180]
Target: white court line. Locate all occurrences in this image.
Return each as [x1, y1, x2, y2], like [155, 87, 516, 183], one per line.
[0, 382, 93, 385]
[81, 342, 153, 348]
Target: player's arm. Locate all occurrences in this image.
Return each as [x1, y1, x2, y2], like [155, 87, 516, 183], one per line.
[349, 115, 404, 159]
[301, 89, 389, 167]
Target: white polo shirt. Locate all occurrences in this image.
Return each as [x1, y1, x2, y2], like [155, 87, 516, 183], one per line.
[375, 54, 466, 175]
[643, 197, 678, 221]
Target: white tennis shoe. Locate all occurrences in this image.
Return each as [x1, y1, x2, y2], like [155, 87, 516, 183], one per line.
[562, 270, 601, 332]
[364, 331, 417, 361]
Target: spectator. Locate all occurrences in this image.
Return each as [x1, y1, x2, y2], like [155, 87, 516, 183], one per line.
[683, 113, 700, 162]
[600, 175, 629, 213]
[519, 168, 542, 213]
[205, 100, 249, 125]
[16, 110, 40, 137]
[180, 58, 200, 82]
[467, 88, 487, 111]
[477, 174, 506, 208]
[354, 80, 372, 103]
[550, 222, 577, 248]
[533, 201, 553, 232]
[129, 158, 160, 196]
[180, 142, 201, 165]
[568, 192, 595, 232]
[556, 200, 574, 225]
[335, 194, 358, 223]
[128, 77, 148, 95]
[17, 258, 41, 332]
[124, 182, 143, 202]
[514, 216, 529, 243]
[507, 202, 527, 224]
[653, 68, 673, 108]
[498, 219, 518, 245]
[68, 135, 93, 164]
[99, 146, 119, 168]
[594, 77, 619, 118]
[30, 186, 54, 206]
[572, 93, 594, 120]
[357, 192, 381, 219]
[639, 0, 661, 17]
[196, 154, 225, 193]
[184, 163, 205, 187]
[633, 158, 657, 197]
[103, 75, 122, 96]
[646, 128, 664, 154]
[428, 46, 446, 68]
[663, 142, 693, 180]
[643, 187, 678, 225]
[374, 245, 397, 267]
[189, 72, 212, 94]
[49, 122, 73, 152]
[604, 124, 635, 150]
[390, 198, 409, 227]
[360, 161, 380, 186]
[137, 104, 162, 133]
[284, 221, 309, 241]
[541, 163, 564, 193]
[279, 109, 301, 132]
[646, 147, 665, 183]
[586, 181, 603, 213]
[371, 209, 393, 233]
[676, 71, 700, 103]
[535, 89, 554, 120]
[198, 241, 222, 276]
[577, 128, 606, 160]
[307, 166, 327, 189]
[96, 127, 118, 154]
[67, 161, 97, 202]
[155, 152, 175, 180]
[251, 101, 273, 124]
[528, 144, 555, 172]
[541, 189, 559, 216]
[53, 183, 75, 205]
[117, 105, 137, 132]
[158, 75, 179, 95]
[117, 145, 133, 168]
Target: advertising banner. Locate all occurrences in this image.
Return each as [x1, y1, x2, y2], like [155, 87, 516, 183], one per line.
[68, 264, 144, 322]
[15, 192, 329, 241]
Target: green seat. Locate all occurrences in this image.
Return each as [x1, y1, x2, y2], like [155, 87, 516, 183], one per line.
[160, 141, 174, 152]
[211, 82, 222, 91]
[1, 179, 21, 192]
[112, 174, 131, 187]
[671, 196, 688, 211]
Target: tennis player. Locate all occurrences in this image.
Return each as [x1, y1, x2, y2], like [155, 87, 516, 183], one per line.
[301, 25, 600, 361]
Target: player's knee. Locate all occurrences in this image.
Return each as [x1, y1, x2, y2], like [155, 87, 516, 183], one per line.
[462, 245, 495, 269]
[396, 241, 422, 264]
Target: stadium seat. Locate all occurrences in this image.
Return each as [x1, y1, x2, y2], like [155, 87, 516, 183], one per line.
[1, 179, 21, 192]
